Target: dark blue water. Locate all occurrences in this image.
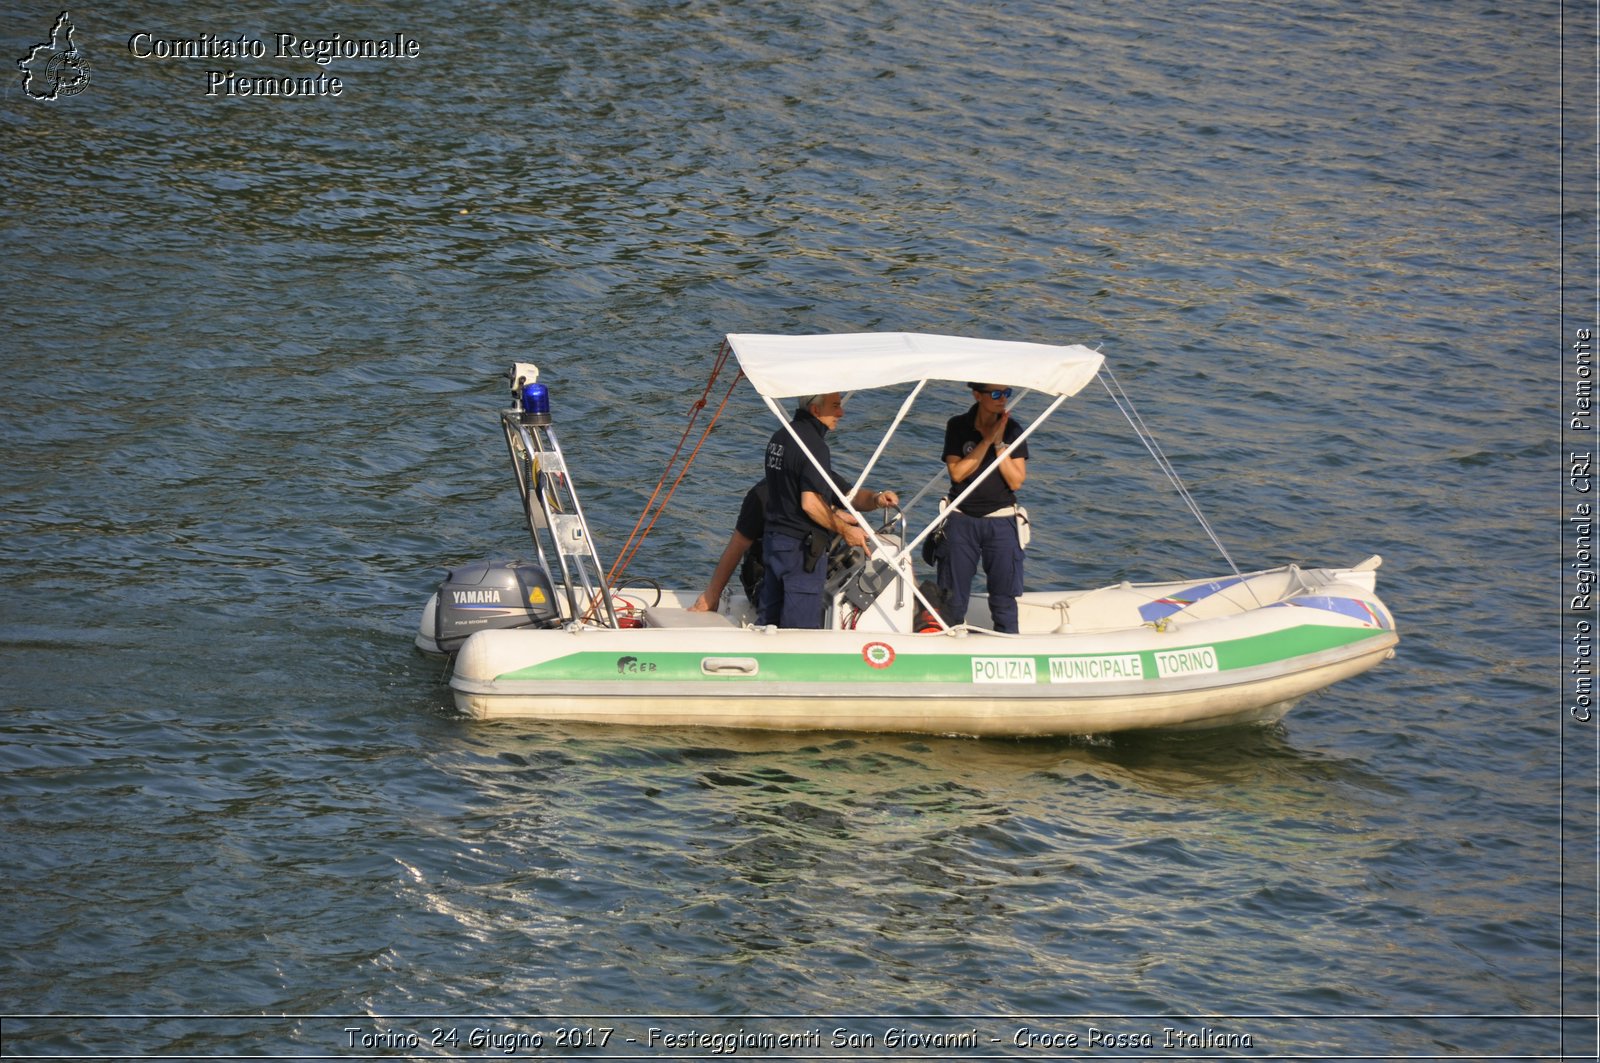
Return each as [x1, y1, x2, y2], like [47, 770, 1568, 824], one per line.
[2, 0, 1588, 1058]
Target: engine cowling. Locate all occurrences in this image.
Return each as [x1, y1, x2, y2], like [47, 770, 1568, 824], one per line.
[419, 558, 562, 655]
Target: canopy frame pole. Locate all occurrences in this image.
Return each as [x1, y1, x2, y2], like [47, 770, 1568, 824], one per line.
[890, 391, 1067, 570]
[760, 387, 1069, 634]
[847, 380, 926, 500]
[761, 394, 885, 549]
[900, 389, 1033, 517]
[1098, 366, 1261, 608]
[760, 393, 952, 631]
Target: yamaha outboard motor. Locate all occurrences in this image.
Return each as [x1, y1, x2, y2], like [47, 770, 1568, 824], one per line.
[423, 558, 563, 654]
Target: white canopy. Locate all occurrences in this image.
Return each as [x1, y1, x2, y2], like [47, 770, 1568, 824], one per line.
[726, 331, 1104, 400]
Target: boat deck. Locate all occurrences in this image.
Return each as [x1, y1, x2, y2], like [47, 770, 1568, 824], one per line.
[642, 606, 739, 629]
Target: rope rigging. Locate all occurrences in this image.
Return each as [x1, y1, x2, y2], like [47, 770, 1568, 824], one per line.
[1097, 365, 1261, 607]
[605, 339, 742, 592]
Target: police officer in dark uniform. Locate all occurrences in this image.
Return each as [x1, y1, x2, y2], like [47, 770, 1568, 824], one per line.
[761, 392, 899, 629]
[938, 382, 1029, 633]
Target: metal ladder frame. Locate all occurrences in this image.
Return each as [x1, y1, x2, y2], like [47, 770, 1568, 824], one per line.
[500, 410, 619, 629]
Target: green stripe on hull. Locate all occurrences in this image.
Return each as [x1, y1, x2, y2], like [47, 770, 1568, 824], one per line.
[494, 624, 1383, 684]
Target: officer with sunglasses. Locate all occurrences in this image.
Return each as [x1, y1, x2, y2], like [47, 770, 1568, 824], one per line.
[936, 382, 1030, 633]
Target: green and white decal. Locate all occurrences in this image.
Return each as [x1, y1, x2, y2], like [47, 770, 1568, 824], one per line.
[496, 624, 1381, 685]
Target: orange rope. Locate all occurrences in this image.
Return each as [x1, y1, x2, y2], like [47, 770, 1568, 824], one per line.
[605, 340, 743, 590]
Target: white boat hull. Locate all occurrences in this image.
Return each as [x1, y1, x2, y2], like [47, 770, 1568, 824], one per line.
[435, 562, 1398, 737]
[452, 639, 1394, 736]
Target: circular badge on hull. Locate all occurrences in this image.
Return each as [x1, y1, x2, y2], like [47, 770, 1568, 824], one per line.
[862, 642, 895, 669]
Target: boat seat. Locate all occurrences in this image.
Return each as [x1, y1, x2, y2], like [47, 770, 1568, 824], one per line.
[642, 606, 738, 630]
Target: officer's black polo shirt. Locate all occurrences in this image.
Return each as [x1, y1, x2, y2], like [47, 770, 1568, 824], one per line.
[943, 404, 1030, 516]
[763, 409, 838, 539]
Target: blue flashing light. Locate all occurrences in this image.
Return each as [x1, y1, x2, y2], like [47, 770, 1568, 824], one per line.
[520, 382, 551, 424]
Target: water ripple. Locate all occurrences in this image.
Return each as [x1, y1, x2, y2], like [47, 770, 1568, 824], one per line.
[0, 0, 1562, 1056]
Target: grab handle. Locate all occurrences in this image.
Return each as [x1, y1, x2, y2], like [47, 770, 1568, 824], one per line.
[700, 656, 759, 676]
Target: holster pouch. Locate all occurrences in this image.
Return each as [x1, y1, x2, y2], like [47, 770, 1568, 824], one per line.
[803, 530, 828, 573]
[922, 497, 950, 567]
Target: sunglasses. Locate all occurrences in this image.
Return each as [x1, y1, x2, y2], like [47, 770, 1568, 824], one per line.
[977, 387, 1012, 400]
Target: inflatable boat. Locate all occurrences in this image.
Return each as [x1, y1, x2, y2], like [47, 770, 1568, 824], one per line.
[416, 332, 1397, 737]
